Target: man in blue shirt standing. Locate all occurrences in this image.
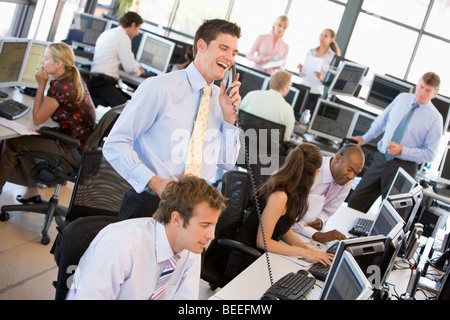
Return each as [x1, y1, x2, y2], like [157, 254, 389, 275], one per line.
[103, 19, 242, 219]
[348, 72, 443, 213]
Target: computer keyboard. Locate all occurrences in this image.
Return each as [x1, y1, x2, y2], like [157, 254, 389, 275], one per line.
[0, 99, 30, 120]
[348, 217, 373, 237]
[261, 270, 316, 300]
[308, 263, 330, 282]
[433, 186, 450, 198]
[140, 69, 157, 78]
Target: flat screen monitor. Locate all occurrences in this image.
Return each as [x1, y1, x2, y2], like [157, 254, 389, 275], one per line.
[365, 74, 414, 110]
[66, 12, 108, 49]
[368, 199, 405, 237]
[431, 94, 450, 133]
[291, 81, 311, 120]
[387, 185, 423, 233]
[18, 40, 49, 89]
[307, 98, 357, 143]
[0, 38, 29, 88]
[329, 61, 368, 97]
[378, 228, 405, 288]
[236, 64, 270, 99]
[437, 145, 450, 186]
[136, 32, 175, 75]
[348, 111, 382, 147]
[386, 167, 417, 198]
[320, 251, 374, 300]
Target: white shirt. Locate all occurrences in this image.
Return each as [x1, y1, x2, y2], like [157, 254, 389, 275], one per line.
[301, 47, 335, 94]
[66, 218, 201, 300]
[91, 26, 141, 80]
[292, 157, 353, 238]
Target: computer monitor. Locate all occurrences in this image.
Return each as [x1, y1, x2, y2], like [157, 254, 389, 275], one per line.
[377, 228, 406, 288]
[386, 167, 417, 199]
[66, 13, 109, 50]
[431, 94, 450, 134]
[320, 251, 374, 300]
[18, 40, 49, 89]
[387, 185, 423, 233]
[437, 145, 450, 186]
[368, 199, 405, 237]
[328, 61, 368, 97]
[348, 111, 382, 147]
[0, 38, 29, 88]
[307, 98, 357, 143]
[236, 64, 270, 99]
[290, 81, 311, 120]
[136, 32, 175, 75]
[365, 74, 414, 110]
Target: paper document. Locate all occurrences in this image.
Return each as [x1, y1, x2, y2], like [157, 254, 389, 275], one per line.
[0, 117, 39, 135]
[301, 55, 323, 78]
[262, 57, 286, 69]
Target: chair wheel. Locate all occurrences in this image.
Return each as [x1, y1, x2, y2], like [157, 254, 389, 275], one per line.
[0, 212, 10, 222]
[41, 235, 51, 245]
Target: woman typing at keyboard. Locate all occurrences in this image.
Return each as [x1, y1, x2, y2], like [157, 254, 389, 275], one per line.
[0, 42, 96, 203]
[233, 143, 334, 271]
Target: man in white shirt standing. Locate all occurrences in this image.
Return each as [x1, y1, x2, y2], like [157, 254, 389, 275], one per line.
[292, 144, 365, 242]
[66, 175, 225, 300]
[89, 11, 145, 107]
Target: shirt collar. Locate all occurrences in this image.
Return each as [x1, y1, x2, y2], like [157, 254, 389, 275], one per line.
[321, 157, 335, 185]
[186, 62, 214, 92]
[155, 221, 175, 263]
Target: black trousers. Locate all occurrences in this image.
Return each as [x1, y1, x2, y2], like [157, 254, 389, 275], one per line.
[118, 187, 161, 219]
[88, 73, 130, 107]
[347, 151, 418, 213]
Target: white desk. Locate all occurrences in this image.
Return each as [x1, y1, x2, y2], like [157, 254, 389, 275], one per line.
[210, 205, 372, 300]
[0, 87, 56, 140]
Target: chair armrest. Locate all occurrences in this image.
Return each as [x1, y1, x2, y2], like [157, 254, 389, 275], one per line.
[38, 126, 81, 149]
[218, 238, 262, 258]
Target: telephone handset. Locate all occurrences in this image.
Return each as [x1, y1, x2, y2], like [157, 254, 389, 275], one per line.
[228, 62, 274, 286]
[227, 63, 237, 96]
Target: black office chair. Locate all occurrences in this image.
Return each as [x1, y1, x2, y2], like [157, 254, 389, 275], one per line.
[0, 104, 126, 244]
[53, 215, 123, 300]
[79, 69, 108, 107]
[201, 170, 261, 290]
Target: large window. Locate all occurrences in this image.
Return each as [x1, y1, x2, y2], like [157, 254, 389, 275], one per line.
[284, 0, 345, 71]
[169, 0, 231, 41]
[229, 0, 289, 58]
[346, 0, 450, 97]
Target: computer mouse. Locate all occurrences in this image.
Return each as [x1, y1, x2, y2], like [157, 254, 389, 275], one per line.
[297, 269, 310, 276]
[260, 293, 278, 300]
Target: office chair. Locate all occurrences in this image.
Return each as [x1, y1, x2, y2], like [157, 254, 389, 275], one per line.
[53, 215, 123, 300]
[79, 69, 108, 107]
[201, 170, 261, 290]
[0, 104, 126, 245]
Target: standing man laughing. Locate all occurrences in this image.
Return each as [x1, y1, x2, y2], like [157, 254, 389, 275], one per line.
[103, 19, 242, 219]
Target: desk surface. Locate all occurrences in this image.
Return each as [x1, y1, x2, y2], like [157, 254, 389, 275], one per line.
[210, 205, 373, 300]
[0, 87, 56, 140]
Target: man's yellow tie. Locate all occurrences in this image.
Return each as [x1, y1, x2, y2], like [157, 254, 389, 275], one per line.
[185, 85, 211, 177]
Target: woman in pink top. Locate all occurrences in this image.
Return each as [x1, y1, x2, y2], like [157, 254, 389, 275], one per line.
[246, 15, 290, 74]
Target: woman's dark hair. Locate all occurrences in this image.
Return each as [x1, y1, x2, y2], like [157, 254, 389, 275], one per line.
[257, 143, 323, 225]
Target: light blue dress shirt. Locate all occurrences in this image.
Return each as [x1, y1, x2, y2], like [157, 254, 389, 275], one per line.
[66, 218, 201, 300]
[362, 92, 443, 164]
[103, 63, 240, 192]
